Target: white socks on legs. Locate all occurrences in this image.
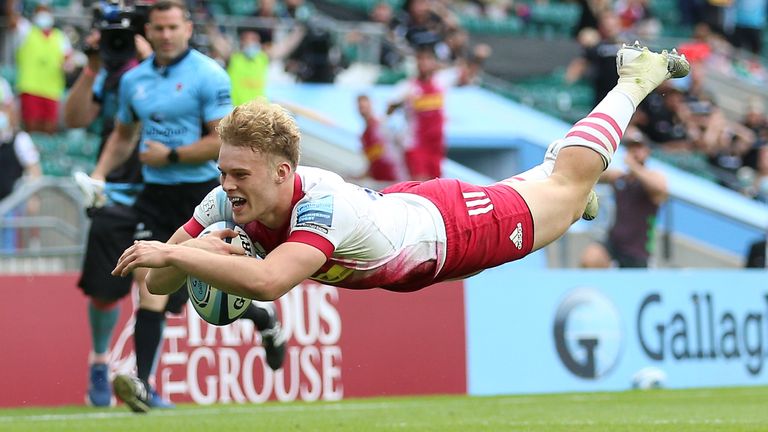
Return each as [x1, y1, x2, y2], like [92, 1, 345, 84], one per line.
[559, 90, 636, 169]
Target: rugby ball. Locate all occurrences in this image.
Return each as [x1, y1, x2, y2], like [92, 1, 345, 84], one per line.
[187, 221, 254, 326]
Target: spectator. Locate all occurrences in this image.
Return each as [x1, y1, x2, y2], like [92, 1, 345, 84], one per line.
[252, 0, 279, 46]
[227, 28, 270, 105]
[731, 0, 767, 56]
[741, 98, 768, 169]
[283, 0, 312, 20]
[387, 44, 447, 180]
[580, 128, 668, 268]
[745, 238, 766, 267]
[357, 94, 403, 182]
[744, 145, 768, 202]
[394, 0, 452, 49]
[565, 11, 625, 108]
[285, 19, 338, 83]
[369, 1, 404, 69]
[13, 2, 72, 133]
[0, 76, 41, 251]
[571, 0, 611, 39]
[634, 83, 692, 152]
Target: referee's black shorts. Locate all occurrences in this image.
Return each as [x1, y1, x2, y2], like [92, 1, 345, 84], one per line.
[77, 203, 138, 302]
[133, 179, 220, 313]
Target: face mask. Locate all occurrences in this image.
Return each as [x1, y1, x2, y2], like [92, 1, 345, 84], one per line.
[242, 43, 261, 59]
[33, 11, 54, 30]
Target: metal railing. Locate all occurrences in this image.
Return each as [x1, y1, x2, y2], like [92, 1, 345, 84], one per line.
[0, 177, 89, 272]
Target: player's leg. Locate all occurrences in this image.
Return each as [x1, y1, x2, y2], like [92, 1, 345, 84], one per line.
[508, 139, 600, 221]
[241, 301, 287, 370]
[86, 298, 119, 407]
[509, 44, 687, 251]
[78, 204, 137, 407]
[113, 269, 176, 413]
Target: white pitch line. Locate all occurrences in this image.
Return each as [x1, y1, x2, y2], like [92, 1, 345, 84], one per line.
[0, 399, 489, 423]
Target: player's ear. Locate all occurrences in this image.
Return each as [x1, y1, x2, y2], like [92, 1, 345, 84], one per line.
[274, 161, 292, 184]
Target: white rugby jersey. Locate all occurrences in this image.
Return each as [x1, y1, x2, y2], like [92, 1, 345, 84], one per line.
[185, 166, 447, 291]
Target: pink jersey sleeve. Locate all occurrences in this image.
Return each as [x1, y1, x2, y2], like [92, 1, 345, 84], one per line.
[285, 230, 335, 258]
[183, 218, 205, 238]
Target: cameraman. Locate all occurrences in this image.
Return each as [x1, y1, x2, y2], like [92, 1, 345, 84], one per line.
[64, 26, 153, 408]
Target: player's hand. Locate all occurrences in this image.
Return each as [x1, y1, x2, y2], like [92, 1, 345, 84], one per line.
[73, 171, 107, 210]
[184, 229, 248, 256]
[113, 240, 175, 276]
[140, 140, 171, 167]
[135, 34, 153, 60]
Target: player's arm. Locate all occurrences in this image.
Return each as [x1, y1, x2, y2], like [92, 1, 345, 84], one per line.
[172, 118, 222, 164]
[143, 226, 195, 295]
[64, 30, 101, 128]
[629, 165, 669, 206]
[64, 68, 101, 128]
[91, 120, 140, 180]
[129, 240, 326, 300]
[598, 168, 622, 184]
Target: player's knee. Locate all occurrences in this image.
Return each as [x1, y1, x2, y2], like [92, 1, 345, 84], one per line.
[580, 243, 612, 268]
[91, 298, 119, 310]
[549, 174, 592, 223]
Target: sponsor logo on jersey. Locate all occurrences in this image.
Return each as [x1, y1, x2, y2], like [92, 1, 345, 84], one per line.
[216, 89, 231, 106]
[200, 194, 216, 218]
[296, 196, 334, 228]
[134, 222, 153, 240]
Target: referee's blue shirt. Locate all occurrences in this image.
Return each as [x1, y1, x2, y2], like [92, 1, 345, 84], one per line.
[117, 49, 232, 185]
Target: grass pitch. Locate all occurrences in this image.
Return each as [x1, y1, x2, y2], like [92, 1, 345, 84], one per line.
[2, 386, 767, 431]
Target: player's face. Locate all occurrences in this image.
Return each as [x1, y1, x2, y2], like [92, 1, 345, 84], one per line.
[626, 143, 650, 164]
[218, 143, 283, 225]
[146, 7, 192, 65]
[357, 97, 371, 117]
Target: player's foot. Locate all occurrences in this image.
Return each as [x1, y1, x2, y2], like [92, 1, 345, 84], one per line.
[615, 41, 690, 107]
[86, 363, 114, 407]
[113, 374, 150, 414]
[147, 389, 175, 409]
[261, 321, 287, 370]
[582, 189, 599, 221]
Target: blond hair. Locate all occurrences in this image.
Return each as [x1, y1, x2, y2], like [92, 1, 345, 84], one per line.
[217, 100, 301, 168]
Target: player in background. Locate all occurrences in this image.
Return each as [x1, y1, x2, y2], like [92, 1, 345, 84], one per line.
[357, 94, 403, 183]
[84, 0, 285, 413]
[387, 44, 447, 181]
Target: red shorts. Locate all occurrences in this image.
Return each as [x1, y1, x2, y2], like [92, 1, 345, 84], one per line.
[20, 93, 59, 125]
[405, 149, 441, 180]
[382, 178, 534, 282]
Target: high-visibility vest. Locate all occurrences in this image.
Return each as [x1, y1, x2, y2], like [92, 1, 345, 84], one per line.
[16, 27, 66, 100]
[227, 51, 269, 106]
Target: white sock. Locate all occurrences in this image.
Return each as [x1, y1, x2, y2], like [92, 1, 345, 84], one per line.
[560, 89, 635, 169]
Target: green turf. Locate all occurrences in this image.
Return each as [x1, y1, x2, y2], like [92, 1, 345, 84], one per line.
[2, 387, 768, 431]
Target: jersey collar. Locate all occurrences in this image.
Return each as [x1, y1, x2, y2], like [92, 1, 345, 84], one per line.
[152, 48, 192, 76]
